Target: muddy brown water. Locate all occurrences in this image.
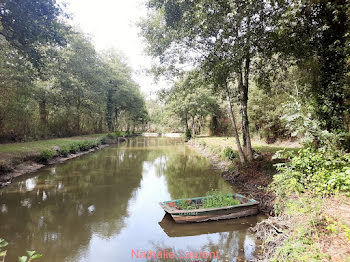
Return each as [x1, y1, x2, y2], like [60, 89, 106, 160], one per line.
[0, 137, 263, 261]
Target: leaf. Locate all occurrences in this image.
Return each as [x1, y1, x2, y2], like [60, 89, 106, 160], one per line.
[31, 254, 42, 260]
[0, 239, 8, 248]
[18, 256, 28, 262]
[0, 250, 7, 257]
[26, 251, 36, 257]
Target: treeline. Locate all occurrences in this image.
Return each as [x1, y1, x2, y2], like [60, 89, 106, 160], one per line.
[141, 0, 350, 163]
[0, 0, 148, 143]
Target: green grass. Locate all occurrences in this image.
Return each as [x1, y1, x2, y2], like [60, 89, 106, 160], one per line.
[0, 133, 108, 156]
[193, 136, 300, 155]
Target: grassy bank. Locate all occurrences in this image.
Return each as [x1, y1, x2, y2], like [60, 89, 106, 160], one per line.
[0, 132, 127, 177]
[190, 136, 350, 261]
[192, 136, 299, 155]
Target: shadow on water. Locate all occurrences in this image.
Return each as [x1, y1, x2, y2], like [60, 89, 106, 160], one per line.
[0, 137, 262, 261]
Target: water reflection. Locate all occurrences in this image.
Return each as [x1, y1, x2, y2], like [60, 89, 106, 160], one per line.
[0, 138, 260, 261]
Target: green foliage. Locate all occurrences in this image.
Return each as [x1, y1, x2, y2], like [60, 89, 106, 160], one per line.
[322, 215, 350, 242]
[57, 139, 102, 155]
[221, 147, 236, 161]
[18, 250, 42, 262]
[267, 197, 329, 261]
[271, 148, 350, 197]
[184, 129, 192, 141]
[69, 143, 81, 154]
[0, 238, 8, 259]
[107, 131, 126, 140]
[39, 149, 55, 163]
[0, 26, 148, 142]
[1, 238, 42, 262]
[115, 130, 125, 138]
[77, 140, 99, 151]
[99, 136, 108, 145]
[176, 199, 200, 210]
[202, 192, 240, 209]
[176, 190, 240, 210]
[0, 0, 67, 68]
[277, 0, 349, 131]
[58, 146, 70, 157]
[158, 71, 219, 135]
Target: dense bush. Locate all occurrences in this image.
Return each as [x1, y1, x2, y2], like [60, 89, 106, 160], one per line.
[77, 140, 99, 151]
[58, 146, 70, 157]
[221, 146, 236, 161]
[272, 148, 350, 197]
[107, 131, 126, 140]
[100, 136, 108, 144]
[184, 129, 192, 141]
[69, 143, 80, 154]
[39, 149, 55, 163]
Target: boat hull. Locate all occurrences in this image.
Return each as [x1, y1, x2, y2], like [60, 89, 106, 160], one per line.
[159, 194, 259, 224]
[170, 205, 259, 223]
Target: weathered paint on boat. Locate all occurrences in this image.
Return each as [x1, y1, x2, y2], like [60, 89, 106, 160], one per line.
[159, 193, 259, 223]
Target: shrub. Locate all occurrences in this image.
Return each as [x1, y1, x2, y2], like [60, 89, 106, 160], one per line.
[69, 143, 80, 154]
[58, 145, 70, 157]
[221, 146, 236, 161]
[39, 149, 55, 163]
[115, 130, 125, 137]
[184, 129, 191, 141]
[339, 133, 350, 152]
[84, 141, 98, 151]
[100, 136, 108, 145]
[271, 148, 350, 197]
[107, 133, 116, 139]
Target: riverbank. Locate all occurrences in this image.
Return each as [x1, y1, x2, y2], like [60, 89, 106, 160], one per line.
[188, 136, 350, 261]
[0, 133, 129, 187]
[188, 137, 298, 214]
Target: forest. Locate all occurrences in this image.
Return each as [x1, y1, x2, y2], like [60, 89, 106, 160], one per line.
[0, 0, 350, 261]
[0, 0, 148, 143]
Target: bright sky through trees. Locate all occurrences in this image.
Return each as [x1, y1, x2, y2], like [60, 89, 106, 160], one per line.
[62, 0, 169, 96]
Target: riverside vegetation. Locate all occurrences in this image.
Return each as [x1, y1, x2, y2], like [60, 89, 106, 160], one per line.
[1, 0, 350, 261]
[0, 132, 129, 178]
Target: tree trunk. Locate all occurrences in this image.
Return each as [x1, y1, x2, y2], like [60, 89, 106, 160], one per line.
[225, 81, 246, 164]
[39, 99, 48, 138]
[238, 59, 253, 161]
[39, 99, 48, 127]
[114, 108, 119, 131]
[106, 89, 114, 132]
[184, 113, 189, 131]
[191, 115, 195, 138]
[76, 98, 81, 135]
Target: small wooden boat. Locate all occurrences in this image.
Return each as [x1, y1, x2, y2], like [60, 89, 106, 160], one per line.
[159, 193, 259, 223]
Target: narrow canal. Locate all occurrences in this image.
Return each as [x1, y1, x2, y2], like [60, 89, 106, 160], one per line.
[0, 137, 262, 261]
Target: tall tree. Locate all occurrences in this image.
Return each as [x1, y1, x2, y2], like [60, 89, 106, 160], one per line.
[277, 0, 349, 131]
[0, 0, 68, 68]
[140, 0, 282, 162]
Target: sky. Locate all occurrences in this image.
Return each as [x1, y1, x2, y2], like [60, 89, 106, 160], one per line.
[62, 0, 170, 97]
